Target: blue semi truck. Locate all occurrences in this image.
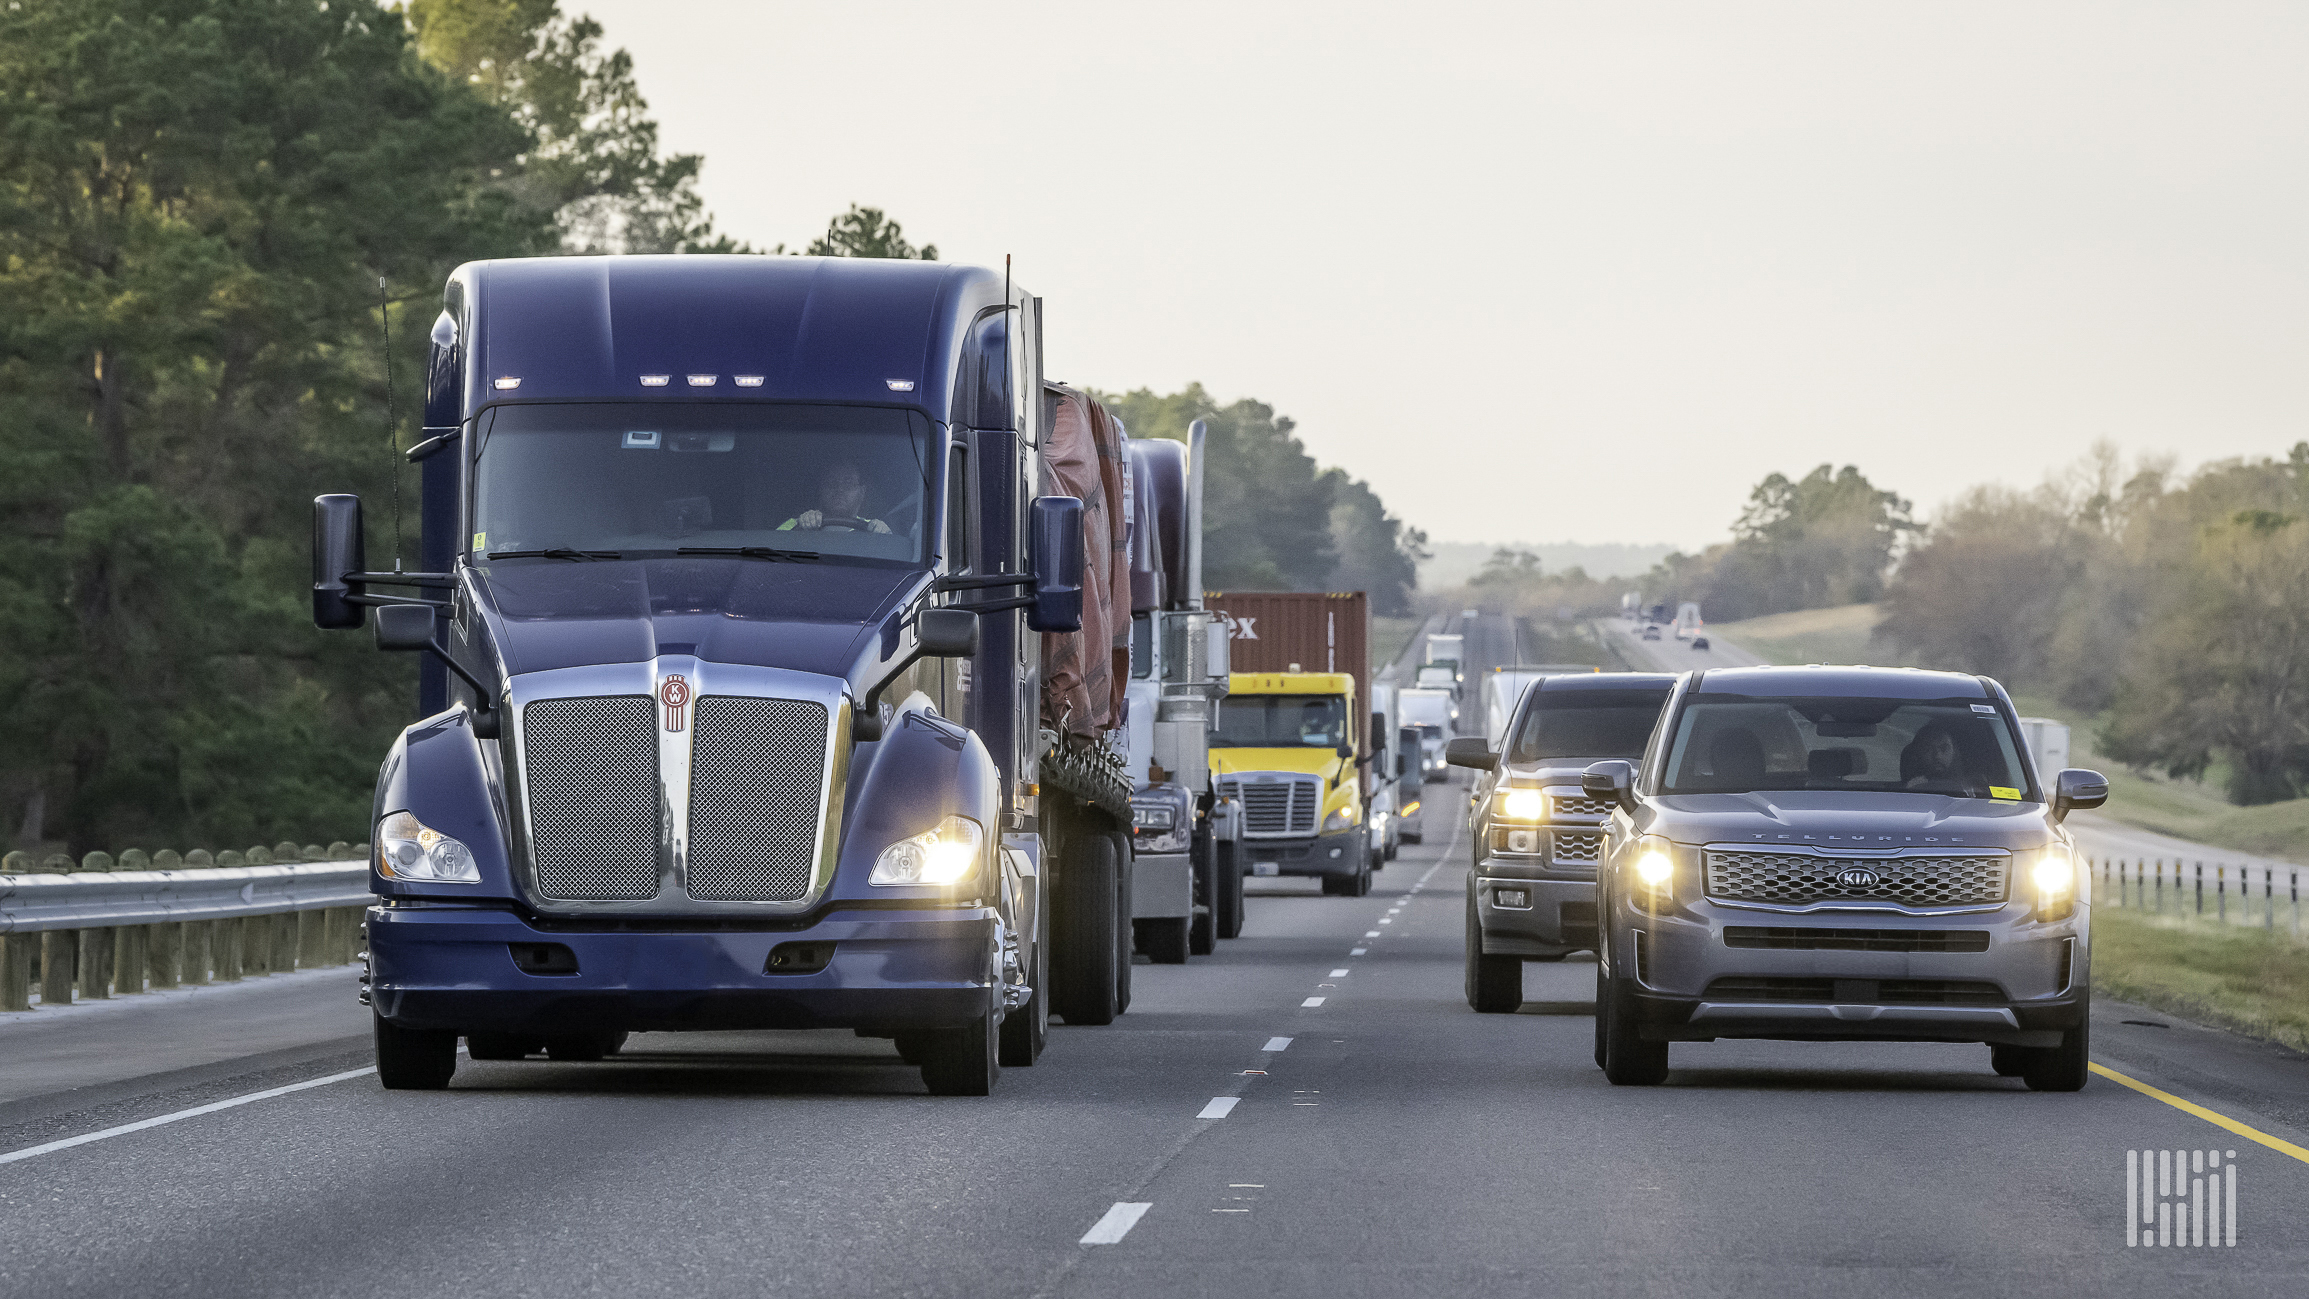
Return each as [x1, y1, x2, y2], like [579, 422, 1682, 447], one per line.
[310, 254, 1149, 1094]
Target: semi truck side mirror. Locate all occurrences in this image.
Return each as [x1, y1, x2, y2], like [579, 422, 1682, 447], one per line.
[1027, 495, 1083, 632]
[312, 494, 366, 630]
[374, 603, 436, 652]
[1445, 737, 1495, 771]
[2051, 768, 2109, 822]
[916, 607, 981, 658]
[1582, 759, 1637, 811]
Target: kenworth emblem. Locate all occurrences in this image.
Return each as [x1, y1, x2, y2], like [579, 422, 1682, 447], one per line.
[1836, 867, 1881, 889]
[660, 674, 692, 732]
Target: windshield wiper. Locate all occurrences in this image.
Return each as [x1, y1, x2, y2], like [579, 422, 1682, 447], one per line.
[676, 546, 821, 562]
[487, 548, 622, 561]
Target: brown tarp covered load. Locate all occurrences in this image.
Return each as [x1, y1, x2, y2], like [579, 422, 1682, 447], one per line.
[1088, 396, 1133, 726]
[1040, 385, 1124, 740]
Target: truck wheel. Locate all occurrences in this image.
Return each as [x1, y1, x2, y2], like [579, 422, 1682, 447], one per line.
[1465, 892, 1522, 1012]
[546, 1031, 626, 1062]
[1111, 832, 1135, 1014]
[1601, 973, 1670, 1086]
[1189, 840, 1217, 955]
[466, 1033, 541, 1061]
[1052, 830, 1121, 1026]
[374, 1012, 457, 1090]
[920, 1009, 1001, 1096]
[1370, 841, 1386, 873]
[1988, 1044, 2028, 1077]
[1216, 838, 1245, 940]
[2021, 1010, 2090, 1092]
[1144, 916, 1190, 965]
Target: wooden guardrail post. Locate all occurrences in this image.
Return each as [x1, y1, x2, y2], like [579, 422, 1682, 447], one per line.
[217, 917, 244, 981]
[297, 907, 325, 968]
[272, 910, 298, 973]
[41, 931, 75, 1005]
[1, 934, 30, 1011]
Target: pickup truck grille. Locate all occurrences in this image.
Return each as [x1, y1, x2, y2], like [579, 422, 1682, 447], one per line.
[1550, 794, 1612, 820]
[1221, 776, 1320, 837]
[1704, 850, 2008, 909]
[687, 697, 828, 902]
[523, 696, 660, 900]
[1550, 830, 1604, 865]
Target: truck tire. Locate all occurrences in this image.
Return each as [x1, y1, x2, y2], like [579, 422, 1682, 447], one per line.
[1143, 916, 1190, 965]
[1052, 830, 1121, 1026]
[919, 1009, 1001, 1096]
[1112, 832, 1135, 1014]
[1465, 892, 1522, 1012]
[547, 1031, 627, 1062]
[1189, 838, 1217, 955]
[466, 1034, 541, 1061]
[999, 874, 1049, 1067]
[1216, 837, 1245, 940]
[1600, 971, 1670, 1086]
[2020, 1009, 2090, 1092]
[374, 1012, 457, 1090]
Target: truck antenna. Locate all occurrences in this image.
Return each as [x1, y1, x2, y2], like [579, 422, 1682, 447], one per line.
[380, 273, 404, 573]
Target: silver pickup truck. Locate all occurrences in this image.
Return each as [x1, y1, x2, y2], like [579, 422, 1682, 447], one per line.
[1582, 666, 2107, 1091]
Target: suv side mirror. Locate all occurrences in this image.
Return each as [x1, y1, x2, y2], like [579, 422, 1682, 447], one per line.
[2051, 768, 2109, 822]
[1445, 737, 1495, 770]
[1583, 759, 1637, 811]
[1026, 495, 1083, 632]
[374, 603, 436, 652]
[312, 494, 366, 630]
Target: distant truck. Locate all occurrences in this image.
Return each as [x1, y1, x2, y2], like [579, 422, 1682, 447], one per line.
[1482, 664, 1600, 748]
[1673, 601, 1702, 640]
[1206, 592, 1376, 896]
[1424, 632, 1466, 685]
[1115, 427, 1235, 964]
[1399, 688, 1456, 777]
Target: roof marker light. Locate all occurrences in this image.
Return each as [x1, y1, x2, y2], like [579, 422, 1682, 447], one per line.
[493, 376, 521, 390]
[687, 374, 717, 387]
[734, 375, 765, 387]
[639, 374, 670, 387]
[885, 379, 916, 392]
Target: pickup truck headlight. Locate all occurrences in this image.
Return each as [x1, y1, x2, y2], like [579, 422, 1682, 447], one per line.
[1498, 788, 1546, 821]
[1631, 835, 1674, 895]
[376, 811, 481, 884]
[1322, 804, 1359, 833]
[870, 815, 984, 887]
[2032, 848, 2076, 921]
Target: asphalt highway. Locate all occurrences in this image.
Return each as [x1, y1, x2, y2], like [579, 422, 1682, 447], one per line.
[5, 615, 2309, 1295]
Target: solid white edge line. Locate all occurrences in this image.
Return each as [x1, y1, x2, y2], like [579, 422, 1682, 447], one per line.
[1263, 1036, 1293, 1052]
[1301, 996, 1326, 1007]
[1197, 1096, 1241, 1119]
[0, 1066, 379, 1167]
[1080, 1201, 1154, 1245]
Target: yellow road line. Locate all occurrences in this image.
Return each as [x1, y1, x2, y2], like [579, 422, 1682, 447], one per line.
[2090, 1062, 2309, 1166]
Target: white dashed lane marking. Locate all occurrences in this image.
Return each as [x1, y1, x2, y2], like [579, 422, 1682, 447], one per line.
[1081, 1202, 1153, 1245]
[1263, 1037, 1293, 1052]
[1350, 947, 1367, 955]
[1329, 969, 1349, 977]
[1301, 996, 1326, 1008]
[1198, 1097, 1241, 1119]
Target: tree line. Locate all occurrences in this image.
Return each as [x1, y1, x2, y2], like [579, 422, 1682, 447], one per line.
[0, 1, 1425, 855]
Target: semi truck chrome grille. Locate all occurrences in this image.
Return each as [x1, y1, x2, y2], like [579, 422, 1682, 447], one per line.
[1550, 830, 1603, 865]
[1704, 850, 2008, 909]
[686, 697, 829, 902]
[523, 696, 660, 900]
[1221, 777, 1320, 837]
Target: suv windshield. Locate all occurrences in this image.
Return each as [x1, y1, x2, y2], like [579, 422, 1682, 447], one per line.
[1660, 694, 2031, 799]
[1213, 694, 1348, 748]
[1509, 688, 1669, 764]
[472, 403, 931, 564]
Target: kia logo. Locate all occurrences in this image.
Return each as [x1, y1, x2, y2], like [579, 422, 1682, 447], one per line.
[1835, 867, 1880, 889]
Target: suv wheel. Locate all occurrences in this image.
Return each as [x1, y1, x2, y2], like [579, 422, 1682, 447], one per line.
[1600, 970, 1669, 1086]
[1464, 891, 1522, 1012]
[1988, 1044, 2028, 1077]
[2020, 1009, 2090, 1093]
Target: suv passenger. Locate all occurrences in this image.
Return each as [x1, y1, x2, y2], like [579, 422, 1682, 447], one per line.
[1583, 666, 2106, 1090]
[1448, 674, 1676, 1012]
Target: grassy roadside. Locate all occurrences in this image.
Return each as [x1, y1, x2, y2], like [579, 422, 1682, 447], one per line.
[2093, 907, 2309, 1052]
[1371, 615, 1423, 676]
[1704, 603, 1895, 667]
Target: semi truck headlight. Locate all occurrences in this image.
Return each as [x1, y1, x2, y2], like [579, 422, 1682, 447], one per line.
[2032, 849, 2076, 921]
[870, 816, 984, 887]
[1632, 837, 1674, 894]
[1322, 805, 1358, 833]
[1499, 788, 1546, 821]
[376, 811, 481, 884]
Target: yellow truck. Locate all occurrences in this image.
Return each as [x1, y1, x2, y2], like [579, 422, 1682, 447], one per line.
[1209, 670, 1371, 896]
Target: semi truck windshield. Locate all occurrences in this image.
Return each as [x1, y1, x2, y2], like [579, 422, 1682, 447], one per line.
[1212, 695, 1349, 748]
[1660, 694, 2031, 799]
[472, 403, 932, 564]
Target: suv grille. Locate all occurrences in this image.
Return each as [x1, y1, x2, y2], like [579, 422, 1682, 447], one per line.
[1551, 830, 1603, 865]
[1222, 777, 1320, 837]
[1722, 927, 1991, 953]
[686, 697, 828, 902]
[1702, 976, 2006, 1006]
[1550, 794, 1612, 820]
[1704, 850, 2008, 908]
[523, 696, 660, 900]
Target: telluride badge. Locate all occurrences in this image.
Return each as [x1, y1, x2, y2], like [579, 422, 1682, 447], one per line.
[1836, 867, 1880, 889]
[660, 674, 692, 733]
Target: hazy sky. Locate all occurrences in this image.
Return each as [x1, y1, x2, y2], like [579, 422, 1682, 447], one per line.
[578, 1, 2309, 549]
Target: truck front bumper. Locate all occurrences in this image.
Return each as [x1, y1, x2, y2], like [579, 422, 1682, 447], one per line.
[367, 903, 998, 1036]
[1240, 829, 1365, 879]
[1472, 859, 1598, 956]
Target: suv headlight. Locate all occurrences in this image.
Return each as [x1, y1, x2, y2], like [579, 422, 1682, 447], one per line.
[376, 811, 481, 884]
[870, 815, 984, 887]
[2032, 847, 2076, 921]
[1631, 834, 1674, 895]
[1498, 788, 1546, 821]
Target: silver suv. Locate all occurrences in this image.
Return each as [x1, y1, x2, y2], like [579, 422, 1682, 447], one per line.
[1583, 666, 2107, 1090]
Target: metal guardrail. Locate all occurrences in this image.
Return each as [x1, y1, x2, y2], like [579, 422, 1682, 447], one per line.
[0, 862, 373, 935]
